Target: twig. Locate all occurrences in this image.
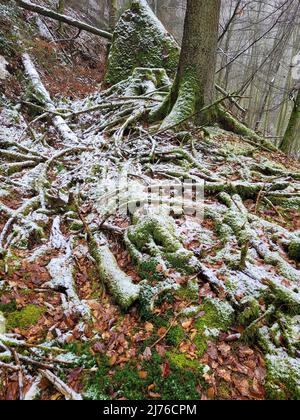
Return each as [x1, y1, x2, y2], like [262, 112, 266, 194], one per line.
[39, 369, 83, 400]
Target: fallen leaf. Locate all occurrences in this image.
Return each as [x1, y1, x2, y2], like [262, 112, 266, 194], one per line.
[139, 371, 148, 379]
[145, 322, 154, 333]
[207, 387, 215, 399]
[182, 319, 193, 330]
[161, 361, 170, 378]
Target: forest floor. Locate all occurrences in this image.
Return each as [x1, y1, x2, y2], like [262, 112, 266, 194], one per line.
[0, 1, 300, 401]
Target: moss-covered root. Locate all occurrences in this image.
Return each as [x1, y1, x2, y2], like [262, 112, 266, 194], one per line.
[265, 353, 300, 400]
[105, 0, 180, 85]
[124, 212, 199, 279]
[288, 240, 300, 262]
[216, 106, 277, 151]
[90, 233, 140, 310]
[264, 278, 300, 314]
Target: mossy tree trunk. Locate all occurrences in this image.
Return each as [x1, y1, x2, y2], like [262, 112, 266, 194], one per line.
[161, 0, 221, 128]
[57, 0, 65, 14]
[280, 89, 300, 158]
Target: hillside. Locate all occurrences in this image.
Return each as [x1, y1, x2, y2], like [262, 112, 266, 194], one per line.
[0, 0, 300, 401]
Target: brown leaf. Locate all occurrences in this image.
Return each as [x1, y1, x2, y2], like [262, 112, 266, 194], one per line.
[148, 392, 161, 398]
[217, 368, 231, 382]
[138, 371, 148, 379]
[182, 319, 193, 330]
[218, 343, 231, 358]
[145, 322, 154, 333]
[233, 377, 250, 397]
[161, 361, 170, 378]
[157, 327, 167, 336]
[207, 387, 215, 399]
[109, 354, 117, 366]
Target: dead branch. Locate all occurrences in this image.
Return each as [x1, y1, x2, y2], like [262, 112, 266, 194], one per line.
[16, 0, 112, 41]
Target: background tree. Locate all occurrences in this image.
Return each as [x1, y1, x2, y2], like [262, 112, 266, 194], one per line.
[280, 89, 300, 158]
[108, 0, 117, 31]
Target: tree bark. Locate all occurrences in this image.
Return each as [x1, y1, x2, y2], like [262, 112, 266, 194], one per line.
[108, 0, 117, 31]
[280, 89, 300, 158]
[161, 0, 221, 128]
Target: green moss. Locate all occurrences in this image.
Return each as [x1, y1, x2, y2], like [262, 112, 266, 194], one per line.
[6, 304, 45, 330]
[288, 240, 300, 262]
[265, 279, 300, 314]
[166, 352, 201, 371]
[193, 297, 235, 356]
[61, 341, 207, 400]
[218, 381, 232, 400]
[195, 297, 235, 332]
[175, 279, 199, 302]
[160, 68, 198, 129]
[265, 353, 300, 400]
[105, 0, 180, 85]
[238, 297, 261, 326]
[113, 350, 205, 400]
[125, 213, 199, 279]
[0, 253, 21, 277]
[165, 325, 185, 346]
[0, 300, 17, 314]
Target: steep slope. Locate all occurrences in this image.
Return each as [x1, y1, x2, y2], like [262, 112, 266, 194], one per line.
[0, 0, 300, 401]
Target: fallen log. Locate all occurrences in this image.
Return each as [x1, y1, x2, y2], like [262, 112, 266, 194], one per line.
[16, 0, 112, 41]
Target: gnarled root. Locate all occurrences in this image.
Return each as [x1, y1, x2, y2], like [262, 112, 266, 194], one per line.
[90, 233, 140, 310]
[124, 211, 199, 279]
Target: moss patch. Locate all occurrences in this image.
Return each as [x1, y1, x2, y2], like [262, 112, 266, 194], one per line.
[288, 240, 300, 262]
[194, 297, 235, 355]
[6, 304, 45, 330]
[165, 325, 185, 346]
[265, 353, 300, 400]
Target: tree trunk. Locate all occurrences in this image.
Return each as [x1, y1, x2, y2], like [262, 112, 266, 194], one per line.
[57, 0, 65, 14]
[161, 0, 221, 128]
[57, 0, 65, 32]
[280, 89, 300, 158]
[108, 0, 117, 31]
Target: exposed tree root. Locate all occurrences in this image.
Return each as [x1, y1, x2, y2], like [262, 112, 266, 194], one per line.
[89, 233, 140, 310]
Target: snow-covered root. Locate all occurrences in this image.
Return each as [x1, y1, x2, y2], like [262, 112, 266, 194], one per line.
[0, 149, 45, 163]
[39, 369, 82, 400]
[0, 196, 40, 251]
[22, 53, 80, 145]
[217, 192, 300, 283]
[114, 107, 146, 147]
[23, 375, 42, 400]
[0, 333, 82, 400]
[45, 217, 91, 320]
[0, 160, 39, 176]
[216, 106, 277, 152]
[89, 232, 140, 310]
[263, 278, 300, 314]
[124, 211, 200, 279]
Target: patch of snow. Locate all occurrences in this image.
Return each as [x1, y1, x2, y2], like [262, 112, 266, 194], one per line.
[0, 55, 9, 80]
